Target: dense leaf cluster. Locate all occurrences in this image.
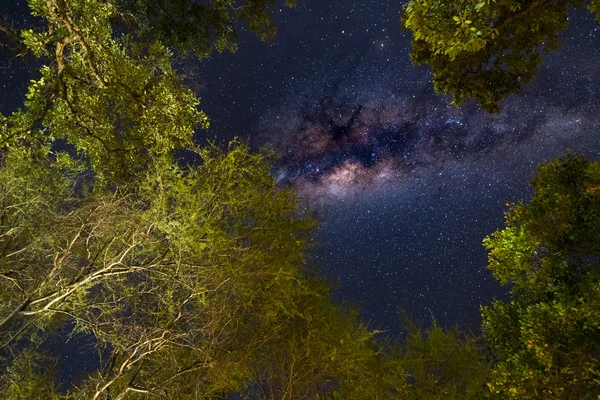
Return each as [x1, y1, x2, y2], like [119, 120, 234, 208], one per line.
[115, 0, 297, 58]
[402, 0, 599, 113]
[483, 154, 600, 399]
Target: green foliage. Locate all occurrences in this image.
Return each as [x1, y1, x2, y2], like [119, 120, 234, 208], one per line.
[397, 314, 491, 399]
[2, 0, 209, 181]
[402, 0, 595, 113]
[591, 0, 600, 19]
[1, 0, 297, 182]
[0, 143, 497, 399]
[0, 349, 60, 400]
[116, 0, 298, 58]
[243, 294, 390, 399]
[482, 154, 600, 399]
[325, 314, 491, 400]
[325, 343, 408, 400]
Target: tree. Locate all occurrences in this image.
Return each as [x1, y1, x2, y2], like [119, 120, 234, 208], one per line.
[3, 142, 428, 399]
[115, 0, 298, 59]
[482, 154, 600, 399]
[0, 142, 336, 398]
[241, 296, 391, 399]
[0, 0, 297, 181]
[395, 314, 491, 400]
[0, 349, 60, 400]
[401, 0, 598, 113]
[0, 143, 422, 400]
[2, 0, 206, 180]
[324, 313, 491, 400]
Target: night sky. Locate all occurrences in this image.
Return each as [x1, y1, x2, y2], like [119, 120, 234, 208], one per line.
[3, 0, 600, 339]
[193, 1, 600, 335]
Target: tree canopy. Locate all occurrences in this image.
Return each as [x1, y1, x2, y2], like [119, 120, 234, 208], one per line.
[402, 0, 600, 113]
[115, 0, 298, 58]
[0, 142, 346, 398]
[0, 142, 491, 399]
[482, 154, 600, 398]
[0, 0, 297, 181]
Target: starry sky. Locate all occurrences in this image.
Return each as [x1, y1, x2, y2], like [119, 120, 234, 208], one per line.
[3, 0, 600, 339]
[192, 1, 600, 335]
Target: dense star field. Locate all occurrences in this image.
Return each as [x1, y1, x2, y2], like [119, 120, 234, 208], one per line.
[192, 1, 600, 333]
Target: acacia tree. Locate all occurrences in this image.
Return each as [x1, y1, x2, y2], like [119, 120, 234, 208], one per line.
[0, 145, 497, 400]
[0, 142, 328, 399]
[319, 314, 492, 400]
[482, 154, 600, 399]
[402, 0, 599, 113]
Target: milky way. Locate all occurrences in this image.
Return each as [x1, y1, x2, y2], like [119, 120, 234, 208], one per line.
[268, 89, 600, 202]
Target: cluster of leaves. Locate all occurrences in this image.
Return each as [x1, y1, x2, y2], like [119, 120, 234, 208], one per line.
[482, 154, 600, 399]
[1, 0, 207, 181]
[591, 0, 600, 19]
[397, 315, 490, 400]
[402, 0, 598, 113]
[115, 0, 298, 58]
[0, 0, 298, 182]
